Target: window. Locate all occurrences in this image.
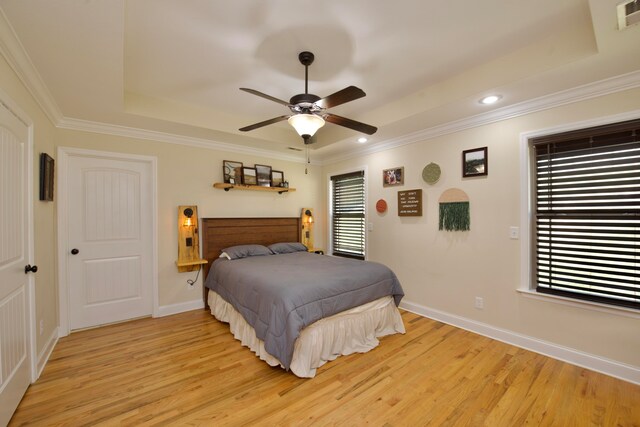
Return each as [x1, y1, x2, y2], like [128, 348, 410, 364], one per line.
[531, 118, 640, 309]
[331, 171, 365, 259]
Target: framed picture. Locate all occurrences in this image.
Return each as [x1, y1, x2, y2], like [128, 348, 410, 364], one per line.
[462, 147, 488, 177]
[223, 160, 243, 184]
[39, 153, 54, 201]
[271, 170, 284, 187]
[242, 167, 257, 185]
[383, 166, 404, 187]
[255, 164, 272, 187]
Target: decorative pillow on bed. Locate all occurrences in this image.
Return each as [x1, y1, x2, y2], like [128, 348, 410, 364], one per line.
[268, 242, 309, 254]
[219, 244, 273, 260]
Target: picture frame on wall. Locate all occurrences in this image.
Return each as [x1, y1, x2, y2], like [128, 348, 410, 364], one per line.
[383, 166, 404, 187]
[242, 167, 257, 185]
[255, 164, 272, 187]
[223, 160, 243, 184]
[462, 147, 488, 177]
[39, 153, 54, 201]
[271, 170, 284, 187]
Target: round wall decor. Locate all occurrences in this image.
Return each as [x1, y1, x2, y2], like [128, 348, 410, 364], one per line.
[422, 162, 441, 184]
[376, 199, 388, 213]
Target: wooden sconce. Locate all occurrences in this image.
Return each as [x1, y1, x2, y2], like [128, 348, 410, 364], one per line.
[300, 208, 314, 250]
[175, 205, 207, 272]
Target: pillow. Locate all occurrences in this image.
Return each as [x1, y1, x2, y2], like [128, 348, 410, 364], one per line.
[219, 244, 273, 260]
[268, 242, 308, 254]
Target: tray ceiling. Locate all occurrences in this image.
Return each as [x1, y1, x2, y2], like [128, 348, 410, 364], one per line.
[1, 0, 639, 161]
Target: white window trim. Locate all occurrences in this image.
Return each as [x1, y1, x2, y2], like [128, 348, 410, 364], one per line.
[518, 110, 640, 318]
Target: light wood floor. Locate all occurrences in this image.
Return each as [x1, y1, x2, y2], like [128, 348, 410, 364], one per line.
[10, 309, 640, 426]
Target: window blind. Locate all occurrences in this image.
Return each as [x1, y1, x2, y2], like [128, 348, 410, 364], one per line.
[331, 171, 365, 260]
[532, 119, 640, 309]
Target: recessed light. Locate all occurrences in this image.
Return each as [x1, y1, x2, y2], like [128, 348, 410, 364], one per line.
[479, 95, 502, 105]
[357, 137, 368, 143]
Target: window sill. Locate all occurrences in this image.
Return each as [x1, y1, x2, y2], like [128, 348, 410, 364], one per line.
[517, 288, 640, 319]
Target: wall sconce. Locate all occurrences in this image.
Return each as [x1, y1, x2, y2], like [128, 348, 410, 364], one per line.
[183, 207, 194, 227]
[300, 208, 314, 250]
[304, 209, 314, 224]
[176, 205, 207, 273]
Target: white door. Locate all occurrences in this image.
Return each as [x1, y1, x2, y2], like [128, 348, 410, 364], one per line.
[0, 102, 32, 425]
[66, 154, 153, 330]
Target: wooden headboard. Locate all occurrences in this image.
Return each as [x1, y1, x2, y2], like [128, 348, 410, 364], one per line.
[201, 217, 301, 306]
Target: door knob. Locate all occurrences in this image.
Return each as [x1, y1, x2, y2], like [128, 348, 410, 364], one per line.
[25, 264, 38, 274]
[71, 248, 79, 255]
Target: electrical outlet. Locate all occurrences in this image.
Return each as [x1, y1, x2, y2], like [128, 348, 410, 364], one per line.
[475, 297, 484, 310]
[509, 226, 519, 240]
[39, 319, 44, 335]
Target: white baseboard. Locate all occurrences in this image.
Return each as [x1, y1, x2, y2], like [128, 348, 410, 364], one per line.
[156, 299, 204, 317]
[399, 299, 640, 385]
[36, 327, 58, 381]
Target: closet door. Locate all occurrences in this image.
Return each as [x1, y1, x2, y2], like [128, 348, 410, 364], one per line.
[65, 153, 153, 330]
[0, 101, 32, 426]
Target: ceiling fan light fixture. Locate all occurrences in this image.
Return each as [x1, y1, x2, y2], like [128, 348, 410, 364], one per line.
[239, 51, 376, 141]
[288, 114, 325, 138]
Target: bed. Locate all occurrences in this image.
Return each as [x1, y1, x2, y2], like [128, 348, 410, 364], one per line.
[201, 217, 405, 377]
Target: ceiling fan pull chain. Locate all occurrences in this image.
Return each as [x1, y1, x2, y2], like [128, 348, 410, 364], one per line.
[305, 146, 310, 174]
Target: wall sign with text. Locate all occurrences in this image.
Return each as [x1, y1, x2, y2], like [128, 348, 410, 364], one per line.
[397, 189, 423, 217]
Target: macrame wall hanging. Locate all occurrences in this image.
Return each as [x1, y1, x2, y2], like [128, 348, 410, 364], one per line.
[438, 188, 470, 231]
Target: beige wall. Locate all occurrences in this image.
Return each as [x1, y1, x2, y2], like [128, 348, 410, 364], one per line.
[0, 55, 58, 358]
[3, 43, 639, 376]
[324, 87, 640, 368]
[55, 129, 325, 309]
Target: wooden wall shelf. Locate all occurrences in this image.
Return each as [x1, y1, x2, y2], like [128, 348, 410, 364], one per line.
[175, 258, 208, 273]
[176, 258, 208, 267]
[213, 183, 296, 194]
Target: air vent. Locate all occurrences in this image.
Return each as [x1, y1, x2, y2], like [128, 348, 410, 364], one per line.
[618, 0, 640, 29]
[287, 147, 303, 151]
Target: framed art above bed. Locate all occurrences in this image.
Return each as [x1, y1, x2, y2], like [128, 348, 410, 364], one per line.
[255, 164, 272, 187]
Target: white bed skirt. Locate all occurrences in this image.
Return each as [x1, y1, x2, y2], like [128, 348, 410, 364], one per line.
[207, 291, 405, 378]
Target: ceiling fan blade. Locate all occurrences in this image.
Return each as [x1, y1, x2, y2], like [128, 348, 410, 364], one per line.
[240, 88, 291, 107]
[315, 86, 366, 109]
[324, 113, 377, 135]
[239, 115, 289, 132]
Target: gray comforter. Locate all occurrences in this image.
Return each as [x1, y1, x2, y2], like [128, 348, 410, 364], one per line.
[205, 251, 404, 370]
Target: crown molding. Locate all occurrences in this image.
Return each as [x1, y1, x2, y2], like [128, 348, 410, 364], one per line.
[0, 9, 63, 125]
[57, 117, 307, 163]
[320, 69, 640, 164]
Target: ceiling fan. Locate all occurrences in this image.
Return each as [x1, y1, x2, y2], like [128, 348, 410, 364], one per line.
[239, 51, 377, 144]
